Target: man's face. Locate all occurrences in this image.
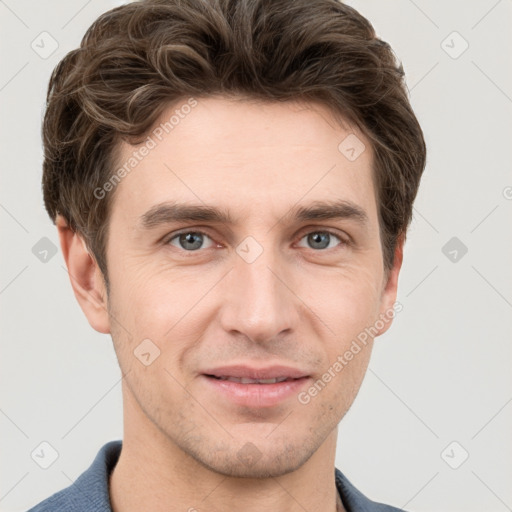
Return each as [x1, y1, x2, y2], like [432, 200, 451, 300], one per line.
[101, 96, 400, 478]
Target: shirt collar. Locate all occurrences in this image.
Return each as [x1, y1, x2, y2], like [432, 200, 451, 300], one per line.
[71, 440, 397, 512]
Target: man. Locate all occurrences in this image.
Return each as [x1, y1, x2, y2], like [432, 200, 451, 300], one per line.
[29, 0, 426, 510]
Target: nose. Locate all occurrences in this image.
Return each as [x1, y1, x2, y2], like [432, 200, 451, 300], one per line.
[218, 243, 299, 344]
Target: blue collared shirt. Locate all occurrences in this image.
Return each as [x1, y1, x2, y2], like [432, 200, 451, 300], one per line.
[27, 440, 406, 511]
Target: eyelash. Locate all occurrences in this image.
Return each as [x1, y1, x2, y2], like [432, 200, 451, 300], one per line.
[163, 228, 351, 255]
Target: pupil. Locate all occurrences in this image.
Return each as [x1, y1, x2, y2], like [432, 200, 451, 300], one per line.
[180, 232, 202, 250]
[309, 232, 329, 249]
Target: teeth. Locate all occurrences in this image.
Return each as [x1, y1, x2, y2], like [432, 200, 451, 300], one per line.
[219, 376, 290, 384]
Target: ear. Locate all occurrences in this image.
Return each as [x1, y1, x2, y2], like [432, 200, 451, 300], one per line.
[374, 233, 405, 337]
[56, 215, 110, 334]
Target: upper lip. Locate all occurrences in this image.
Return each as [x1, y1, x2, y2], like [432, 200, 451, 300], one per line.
[203, 364, 310, 380]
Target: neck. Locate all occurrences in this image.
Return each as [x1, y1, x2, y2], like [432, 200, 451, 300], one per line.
[109, 388, 345, 512]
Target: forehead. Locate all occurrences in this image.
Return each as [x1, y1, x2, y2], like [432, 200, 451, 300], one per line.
[109, 96, 377, 228]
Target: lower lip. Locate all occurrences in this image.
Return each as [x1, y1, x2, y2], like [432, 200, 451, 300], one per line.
[201, 375, 311, 408]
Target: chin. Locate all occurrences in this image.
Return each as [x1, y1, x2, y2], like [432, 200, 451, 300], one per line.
[205, 454, 307, 479]
[185, 437, 317, 479]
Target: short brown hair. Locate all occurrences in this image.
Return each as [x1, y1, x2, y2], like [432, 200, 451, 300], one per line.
[42, 0, 426, 289]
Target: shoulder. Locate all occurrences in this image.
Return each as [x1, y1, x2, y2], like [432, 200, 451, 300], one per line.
[26, 440, 122, 512]
[335, 467, 407, 512]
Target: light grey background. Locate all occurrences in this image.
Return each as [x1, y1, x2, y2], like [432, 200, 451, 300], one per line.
[1, 1, 511, 511]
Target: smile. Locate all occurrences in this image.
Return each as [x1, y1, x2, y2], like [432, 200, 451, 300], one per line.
[201, 374, 311, 408]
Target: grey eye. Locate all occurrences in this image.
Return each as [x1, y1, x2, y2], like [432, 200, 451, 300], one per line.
[297, 231, 342, 250]
[168, 232, 214, 251]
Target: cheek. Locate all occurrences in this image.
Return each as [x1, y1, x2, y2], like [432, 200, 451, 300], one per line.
[109, 262, 220, 356]
[301, 261, 384, 339]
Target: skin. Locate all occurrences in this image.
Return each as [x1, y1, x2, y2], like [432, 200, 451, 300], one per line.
[57, 96, 403, 512]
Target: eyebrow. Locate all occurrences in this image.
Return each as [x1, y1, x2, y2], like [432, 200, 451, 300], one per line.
[139, 202, 233, 229]
[290, 200, 368, 225]
[138, 199, 369, 230]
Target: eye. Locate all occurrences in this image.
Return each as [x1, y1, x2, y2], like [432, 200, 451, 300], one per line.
[164, 228, 348, 254]
[296, 230, 345, 251]
[166, 231, 215, 251]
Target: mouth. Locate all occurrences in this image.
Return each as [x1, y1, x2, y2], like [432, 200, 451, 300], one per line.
[199, 365, 311, 407]
[202, 364, 310, 381]
[205, 375, 300, 384]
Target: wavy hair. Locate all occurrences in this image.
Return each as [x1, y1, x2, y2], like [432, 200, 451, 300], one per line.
[42, 0, 426, 288]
